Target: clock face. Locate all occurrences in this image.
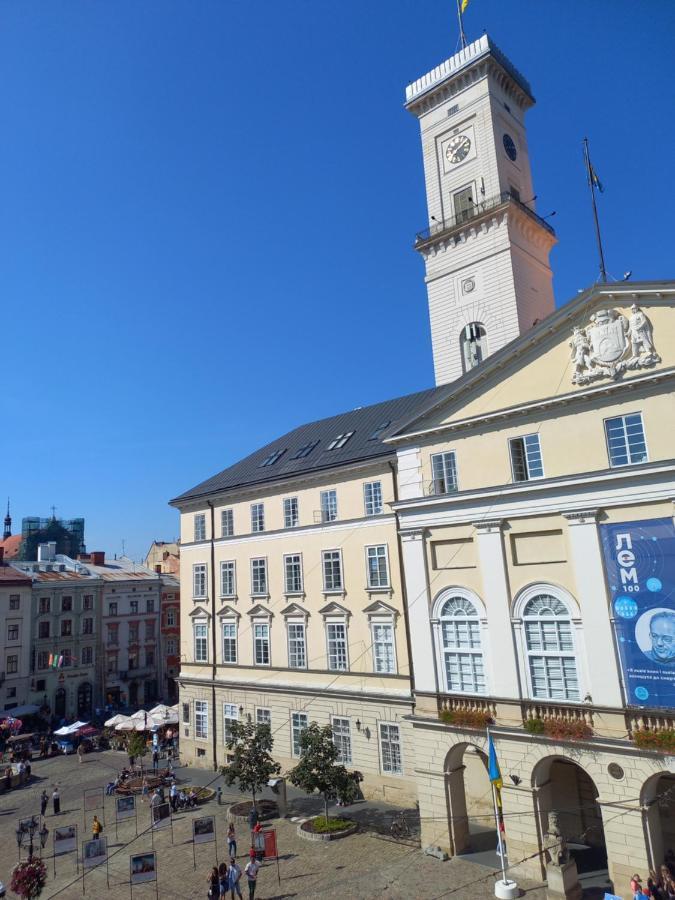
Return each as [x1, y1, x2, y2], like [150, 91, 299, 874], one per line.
[446, 133, 472, 165]
[503, 133, 517, 161]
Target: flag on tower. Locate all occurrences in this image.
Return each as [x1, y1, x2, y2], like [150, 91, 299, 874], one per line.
[461, 0, 470, 11]
[589, 161, 604, 193]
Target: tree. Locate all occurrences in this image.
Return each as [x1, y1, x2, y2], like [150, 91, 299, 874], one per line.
[127, 732, 147, 761]
[287, 722, 359, 823]
[221, 720, 281, 812]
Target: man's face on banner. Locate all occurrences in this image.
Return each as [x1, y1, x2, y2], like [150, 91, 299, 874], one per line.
[649, 613, 675, 662]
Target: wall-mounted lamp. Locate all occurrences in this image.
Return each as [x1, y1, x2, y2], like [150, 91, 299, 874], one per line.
[509, 774, 522, 786]
[355, 719, 361, 731]
[239, 705, 244, 716]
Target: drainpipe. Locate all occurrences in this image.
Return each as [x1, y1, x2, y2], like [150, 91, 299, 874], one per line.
[207, 501, 218, 771]
[388, 461, 416, 712]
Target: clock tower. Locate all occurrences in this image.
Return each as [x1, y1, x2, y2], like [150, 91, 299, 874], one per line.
[406, 35, 557, 385]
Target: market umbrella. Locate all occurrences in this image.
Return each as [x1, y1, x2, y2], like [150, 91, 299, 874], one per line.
[104, 714, 127, 728]
[114, 716, 135, 732]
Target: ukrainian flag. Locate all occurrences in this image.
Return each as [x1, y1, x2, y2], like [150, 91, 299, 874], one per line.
[461, 0, 470, 11]
[488, 733, 503, 792]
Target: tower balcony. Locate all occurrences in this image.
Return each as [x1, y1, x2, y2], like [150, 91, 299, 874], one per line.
[414, 191, 555, 252]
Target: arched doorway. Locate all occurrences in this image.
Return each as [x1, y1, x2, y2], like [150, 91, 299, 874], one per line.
[54, 688, 66, 719]
[444, 742, 496, 858]
[533, 757, 609, 888]
[77, 682, 92, 717]
[642, 772, 675, 869]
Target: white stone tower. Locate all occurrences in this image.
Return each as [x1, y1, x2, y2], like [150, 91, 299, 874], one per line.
[406, 35, 557, 385]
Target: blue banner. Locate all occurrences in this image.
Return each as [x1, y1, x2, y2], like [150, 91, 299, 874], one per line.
[600, 517, 675, 710]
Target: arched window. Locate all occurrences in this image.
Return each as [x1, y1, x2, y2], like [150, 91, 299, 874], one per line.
[439, 596, 485, 694]
[523, 594, 579, 701]
[460, 323, 486, 371]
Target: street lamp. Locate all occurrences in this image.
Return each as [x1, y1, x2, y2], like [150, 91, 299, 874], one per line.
[15, 817, 45, 861]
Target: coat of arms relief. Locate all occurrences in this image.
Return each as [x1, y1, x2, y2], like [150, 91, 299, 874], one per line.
[570, 305, 661, 386]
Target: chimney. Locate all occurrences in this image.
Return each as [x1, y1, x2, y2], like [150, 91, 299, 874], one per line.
[90, 551, 105, 566]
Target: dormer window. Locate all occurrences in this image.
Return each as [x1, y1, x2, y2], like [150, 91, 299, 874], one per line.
[460, 322, 486, 371]
[260, 449, 286, 467]
[327, 431, 354, 451]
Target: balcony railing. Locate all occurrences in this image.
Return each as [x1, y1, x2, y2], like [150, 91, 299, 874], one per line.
[626, 709, 675, 734]
[438, 694, 497, 719]
[521, 700, 594, 729]
[415, 191, 556, 247]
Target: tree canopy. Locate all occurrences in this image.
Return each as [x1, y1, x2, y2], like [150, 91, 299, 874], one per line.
[221, 720, 281, 809]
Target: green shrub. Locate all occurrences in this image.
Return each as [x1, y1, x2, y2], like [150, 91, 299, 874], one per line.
[524, 718, 546, 735]
[310, 816, 354, 834]
[633, 729, 675, 753]
[439, 709, 492, 729]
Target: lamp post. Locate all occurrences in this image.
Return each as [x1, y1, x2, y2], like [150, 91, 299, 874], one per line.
[15, 817, 47, 862]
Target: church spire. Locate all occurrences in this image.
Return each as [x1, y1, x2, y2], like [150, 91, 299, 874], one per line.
[4, 498, 12, 540]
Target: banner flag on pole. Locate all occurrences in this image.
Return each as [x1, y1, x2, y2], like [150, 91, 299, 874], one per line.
[488, 733, 503, 792]
[461, 0, 470, 12]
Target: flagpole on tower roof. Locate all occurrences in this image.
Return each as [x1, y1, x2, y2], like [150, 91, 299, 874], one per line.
[456, 0, 468, 50]
[583, 136, 608, 284]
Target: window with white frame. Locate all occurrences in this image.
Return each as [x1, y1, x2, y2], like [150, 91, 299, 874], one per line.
[372, 621, 396, 674]
[283, 497, 299, 528]
[222, 622, 237, 663]
[193, 621, 208, 663]
[167, 638, 177, 655]
[223, 703, 238, 744]
[522, 594, 579, 701]
[221, 508, 234, 537]
[284, 554, 303, 593]
[605, 413, 648, 467]
[251, 558, 268, 595]
[320, 489, 338, 523]
[366, 545, 389, 588]
[438, 596, 485, 694]
[82, 646, 93, 665]
[256, 708, 271, 727]
[326, 621, 348, 670]
[253, 622, 270, 665]
[195, 700, 208, 739]
[431, 451, 458, 494]
[364, 481, 383, 516]
[287, 622, 307, 669]
[322, 550, 343, 591]
[221, 561, 236, 597]
[167, 609, 176, 627]
[291, 711, 308, 756]
[251, 503, 265, 533]
[379, 723, 402, 774]
[509, 434, 544, 481]
[332, 717, 352, 764]
[194, 513, 206, 542]
[193, 564, 207, 599]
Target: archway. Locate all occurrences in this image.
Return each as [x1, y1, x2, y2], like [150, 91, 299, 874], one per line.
[77, 682, 92, 717]
[444, 742, 496, 859]
[533, 756, 609, 889]
[642, 772, 675, 869]
[54, 688, 66, 719]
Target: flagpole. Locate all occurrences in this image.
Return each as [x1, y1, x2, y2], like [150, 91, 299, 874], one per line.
[582, 136, 607, 283]
[487, 727, 507, 884]
[456, 0, 467, 50]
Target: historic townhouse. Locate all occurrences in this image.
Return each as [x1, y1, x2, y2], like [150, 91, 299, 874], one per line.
[0, 552, 32, 714]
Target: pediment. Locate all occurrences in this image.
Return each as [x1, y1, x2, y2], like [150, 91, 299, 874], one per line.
[247, 603, 273, 618]
[188, 606, 211, 619]
[216, 604, 240, 619]
[280, 603, 309, 618]
[318, 601, 351, 618]
[362, 600, 399, 618]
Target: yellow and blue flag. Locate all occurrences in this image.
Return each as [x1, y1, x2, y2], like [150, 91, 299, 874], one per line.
[461, 0, 470, 12]
[488, 733, 502, 792]
[589, 162, 604, 193]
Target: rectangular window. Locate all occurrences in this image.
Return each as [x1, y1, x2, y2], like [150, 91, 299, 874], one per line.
[107, 653, 118, 673]
[453, 185, 474, 223]
[193, 564, 207, 599]
[194, 513, 206, 542]
[167, 638, 177, 655]
[107, 624, 118, 646]
[82, 646, 93, 665]
[108, 602, 117, 616]
[223, 703, 239, 743]
[61, 620, 72, 637]
[510, 434, 544, 481]
[292, 439, 319, 460]
[372, 623, 396, 674]
[61, 596, 72, 612]
[287, 622, 307, 669]
[222, 622, 237, 663]
[326, 622, 348, 670]
[146, 598, 155, 613]
[283, 497, 299, 528]
[130, 600, 139, 614]
[320, 490, 338, 523]
[7, 624, 19, 641]
[129, 623, 139, 643]
[145, 648, 155, 666]
[284, 554, 303, 593]
[37, 651, 50, 670]
[364, 481, 383, 516]
[182, 702, 190, 724]
[366, 545, 389, 588]
[260, 448, 286, 467]
[82, 618, 93, 635]
[221, 508, 234, 537]
[322, 551, 343, 591]
[83, 595, 93, 610]
[220, 561, 236, 597]
[332, 717, 352, 765]
[145, 620, 155, 640]
[379, 723, 402, 774]
[9, 595, 20, 610]
[253, 623, 270, 666]
[291, 711, 308, 757]
[6, 655, 18, 674]
[251, 558, 267, 595]
[167, 609, 176, 627]
[38, 621, 50, 639]
[431, 451, 458, 495]
[256, 708, 271, 727]
[251, 503, 265, 533]
[61, 649, 73, 668]
[326, 431, 354, 450]
[605, 413, 648, 467]
[39, 597, 50, 614]
[194, 622, 208, 663]
[195, 700, 208, 739]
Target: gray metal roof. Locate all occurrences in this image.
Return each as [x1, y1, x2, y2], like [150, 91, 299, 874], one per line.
[171, 386, 440, 505]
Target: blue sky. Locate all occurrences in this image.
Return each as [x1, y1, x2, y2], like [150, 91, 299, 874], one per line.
[1, 1, 673, 560]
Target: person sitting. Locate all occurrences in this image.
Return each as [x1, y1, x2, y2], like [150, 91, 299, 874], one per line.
[105, 781, 115, 796]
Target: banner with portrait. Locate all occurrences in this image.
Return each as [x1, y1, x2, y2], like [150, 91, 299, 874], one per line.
[600, 517, 675, 709]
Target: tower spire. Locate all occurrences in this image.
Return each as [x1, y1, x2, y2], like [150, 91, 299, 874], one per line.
[4, 497, 12, 540]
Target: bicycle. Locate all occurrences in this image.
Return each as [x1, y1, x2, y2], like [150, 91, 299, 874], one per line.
[390, 812, 411, 839]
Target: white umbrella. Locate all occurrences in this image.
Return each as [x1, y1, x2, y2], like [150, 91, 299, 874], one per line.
[148, 704, 171, 717]
[104, 714, 127, 728]
[114, 716, 135, 732]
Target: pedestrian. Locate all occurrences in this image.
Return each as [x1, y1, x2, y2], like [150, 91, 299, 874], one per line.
[227, 822, 237, 859]
[170, 782, 178, 813]
[40, 790, 48, 817]
[77, 743, 84, 764]
[218, 862, 228, 898]
[150, 789, 161, 808]
[152, 749, 159, 772]
[247, 806, 258, 832]
[632, 875, 644, 900]
[92, 815, 103, 840]
[208, 866, 219, 899]
[141, 778, 149, 803]
[228, 858, 243, 900]
[244, 857, 259, 900]
[52, 787, 61, 815]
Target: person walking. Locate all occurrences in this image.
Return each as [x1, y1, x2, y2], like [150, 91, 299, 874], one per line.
[52, 787, 61, 816]
[228, 858, 242, 900]
[169, 781, 178, 813]
[244, 858, 259, 900]
[218, 862, 228, 898]
[92, 815, 102, 840]
[40, 790, 49, 817]
[152, 748, 159, 772]
[227, 822, 237, 859]
[141, 778, 149, 803]
[632, 875, 645, 900]
[208, 866, 219, 899]
[77, 743, 84, 764]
